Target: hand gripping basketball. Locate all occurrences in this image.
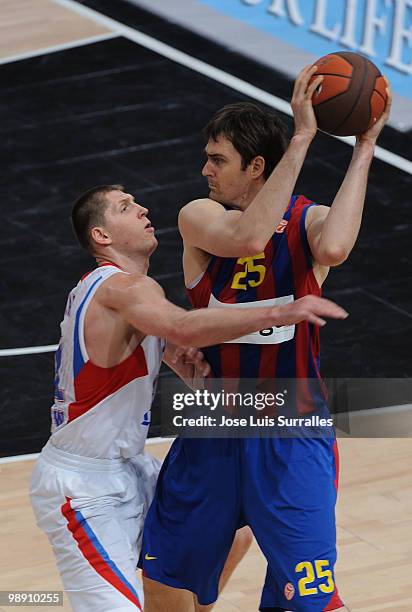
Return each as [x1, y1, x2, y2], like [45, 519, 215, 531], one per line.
[291, 64, 324, 140]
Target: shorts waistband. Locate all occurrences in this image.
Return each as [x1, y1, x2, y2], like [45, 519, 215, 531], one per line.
[40, 441, 127, 472]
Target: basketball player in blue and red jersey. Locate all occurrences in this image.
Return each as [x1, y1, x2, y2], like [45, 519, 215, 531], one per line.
[141, 68, 391, 610]
[29, 184, 346, 612]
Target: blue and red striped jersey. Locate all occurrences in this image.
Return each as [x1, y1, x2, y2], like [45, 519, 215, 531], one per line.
[187, 195, 323, 387]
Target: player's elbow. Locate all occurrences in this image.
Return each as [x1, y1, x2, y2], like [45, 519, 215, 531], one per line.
[227, 223, 267, 256]
[209, 236, 266, 258]
[316, 245, 349, 267]
[234, 236, 267, 257]
[165, 327, 191, 346]
[168, 318, 210, 347]
[158, 311, 202, 346]
[146, 316, 188, 346]
[165, 323, 194, 347]
[248, 238, 267, 256]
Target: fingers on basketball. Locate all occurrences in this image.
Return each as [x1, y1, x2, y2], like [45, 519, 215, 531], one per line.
[306, 75, 323, 99]
[293, 64, 318, 98]
[383, 78, 392, 116]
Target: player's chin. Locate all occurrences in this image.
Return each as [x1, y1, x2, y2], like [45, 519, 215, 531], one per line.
[142, 233, 158, 253]
[208, 188, 220, 201]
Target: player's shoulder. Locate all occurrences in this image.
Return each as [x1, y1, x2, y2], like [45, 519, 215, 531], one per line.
[289, 194, 315, 211]
[95, 272, 165, 307]
[102, 271, 162, 292]
[289, 195, 329, 222]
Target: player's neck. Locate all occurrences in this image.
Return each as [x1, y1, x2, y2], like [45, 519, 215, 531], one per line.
[232, 178, 265, 210]
[96, 253, 149, 275]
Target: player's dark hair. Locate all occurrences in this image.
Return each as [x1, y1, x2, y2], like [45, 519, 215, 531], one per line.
[71, 184, 124, 252]
[204, 102, 289, 179]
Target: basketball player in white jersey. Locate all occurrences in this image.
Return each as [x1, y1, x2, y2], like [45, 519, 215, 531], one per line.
[29, 184, 348, 612]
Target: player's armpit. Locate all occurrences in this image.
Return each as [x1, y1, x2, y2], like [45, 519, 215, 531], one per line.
[305, 204, 347, 267]
[178, 199, 260, 258]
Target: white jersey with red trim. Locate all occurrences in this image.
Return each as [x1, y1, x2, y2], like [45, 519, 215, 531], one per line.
[50, 264, 164, 459]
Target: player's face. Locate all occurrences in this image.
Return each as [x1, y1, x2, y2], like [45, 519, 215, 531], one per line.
[104, 190, 158, 255]
[202, 136, 252, 207]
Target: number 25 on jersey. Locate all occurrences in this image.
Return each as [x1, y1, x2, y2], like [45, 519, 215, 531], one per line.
[231, 253, 266, 290]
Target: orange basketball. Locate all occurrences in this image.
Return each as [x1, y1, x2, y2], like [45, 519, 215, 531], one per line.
[310, 51, 388, 136]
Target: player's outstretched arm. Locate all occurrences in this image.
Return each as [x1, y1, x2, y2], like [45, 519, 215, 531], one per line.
[306, 81, 392, 268]
[98, 274, 348, 348]
[178, 66, 323, 258]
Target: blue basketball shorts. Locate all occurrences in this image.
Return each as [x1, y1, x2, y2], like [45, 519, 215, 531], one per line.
[141, 437, 343, 611]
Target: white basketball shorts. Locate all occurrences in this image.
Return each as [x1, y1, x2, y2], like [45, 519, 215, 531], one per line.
[29, 441, 161, 612]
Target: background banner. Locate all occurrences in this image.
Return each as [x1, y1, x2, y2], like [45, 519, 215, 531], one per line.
[132, 0, 412, 130]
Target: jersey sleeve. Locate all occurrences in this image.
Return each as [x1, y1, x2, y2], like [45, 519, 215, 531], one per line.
[288, 194, 321, 268]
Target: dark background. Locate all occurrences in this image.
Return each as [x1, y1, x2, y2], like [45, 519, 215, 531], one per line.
[1, 1, 411, 456]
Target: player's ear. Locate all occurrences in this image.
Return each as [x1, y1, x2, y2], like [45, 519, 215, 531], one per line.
[250, 155, 265, 179]
[90, 226, 112, 247]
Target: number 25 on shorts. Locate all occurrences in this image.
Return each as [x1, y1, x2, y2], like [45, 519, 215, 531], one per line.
[295, 560, 335, 596]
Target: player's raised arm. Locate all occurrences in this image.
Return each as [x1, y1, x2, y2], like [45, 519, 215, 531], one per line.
[178, 66, 323, 258]
[97, 273, 348, 348]
[306, 81, 392, 268]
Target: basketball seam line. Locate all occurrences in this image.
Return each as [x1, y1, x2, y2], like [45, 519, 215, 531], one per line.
[373, 87, 387, 104]
[314, 75, 385, 117]
[316, 73, 351, 79]
[331, 56, 369, 135]
[313, 88, 353, 109]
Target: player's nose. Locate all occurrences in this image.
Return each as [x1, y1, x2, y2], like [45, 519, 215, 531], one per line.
[202, 160, 213, 177]
[137, 204, 149, 217]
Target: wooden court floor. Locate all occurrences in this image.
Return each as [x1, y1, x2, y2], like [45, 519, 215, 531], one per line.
[1, 438, 412, 612]
[0, 0, 110, 60]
